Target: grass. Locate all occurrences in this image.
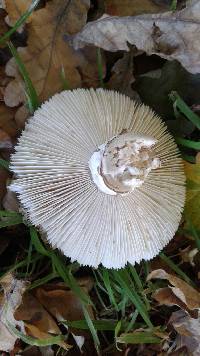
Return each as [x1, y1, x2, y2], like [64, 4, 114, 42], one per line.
[169, 91, 200, 154]
[0, 0, 40, 45]
[0, 158, 10, 170]
[169, 91, 200, 130]
[97, 48, 105, 88]
[170, 0, 177, 11]
[0, 3, 200, 355]
[8, 41, 39, 113]
[6, 322, 68, 348]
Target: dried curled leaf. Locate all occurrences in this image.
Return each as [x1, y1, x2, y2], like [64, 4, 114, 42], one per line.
[0, 273, 27, 352]
[3, 0, 33, 29]
[147, 269, 200, 313]
[170, 310, 200, 355]
[14, 292, 70, 350]
[35, 279, 94, 323]
[15, 278, 94, 351]
[71, 0, 200, 74]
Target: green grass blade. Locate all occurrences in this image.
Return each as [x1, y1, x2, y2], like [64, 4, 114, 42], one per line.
[114, 320, 122, 339]
[51, 253, 69, 282]
[26, 239, 33, 276]
[0, 254, 42, 278]
[0, 0, 40, 45]
[30, 226, 50, 257]
[176, 137, 200, 150]
[0, 159, 9, 170]
[124, 310, 138, 333]
[0, 210, 22, 218]
[60, 66, 70, 90]
[112, 270, 153, 328]
[128, 265, 143, 291]
[62, 319, 128, 331]
[170, 0, 177, 11]
[129, 265, 150, 310]
[187, 220, 200, 251]
[67, 269, 92, 305]
[27, 272, 58, 290]
[8, 41, 39, 113]
[101, 268, 119, 310]
[182, 154, 196, 163]
[117, 331, 161, 344]
[51, 253, 93, 307]
[97, 47, 105, 88]
[169, 91, 200, 130]
[82, 304, 100, 353]
[0, 217, 23, 228]
[7, 321, 67, 347]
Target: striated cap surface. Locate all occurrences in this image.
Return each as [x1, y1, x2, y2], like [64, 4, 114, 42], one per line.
[10, 89, 185, 268]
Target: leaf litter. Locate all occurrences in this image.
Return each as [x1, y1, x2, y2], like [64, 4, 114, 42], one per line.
[71, 0, 200, 74]
[0, 0, 200, 354]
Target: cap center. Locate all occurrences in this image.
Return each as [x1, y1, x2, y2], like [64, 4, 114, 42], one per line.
[89, 132, 160, 195]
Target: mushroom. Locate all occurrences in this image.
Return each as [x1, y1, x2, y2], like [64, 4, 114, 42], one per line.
[10, 89, 185, 268]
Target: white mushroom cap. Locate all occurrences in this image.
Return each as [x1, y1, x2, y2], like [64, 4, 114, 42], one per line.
[10, 89, 185, 269]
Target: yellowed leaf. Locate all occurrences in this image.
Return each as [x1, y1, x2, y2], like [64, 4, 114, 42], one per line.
[184, 161, 200, 231]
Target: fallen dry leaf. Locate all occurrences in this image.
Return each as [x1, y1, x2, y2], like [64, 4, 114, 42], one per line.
[3, 0, 33, 25]
[4, 0, 102, 109]
[35, 277, 94, 323]
[0, 128, 12, 151]
[14, 292, 70, 350]
[0, 167, 9, 208]
[184, 161, 200, 231]
[104, 0, 168, 16]
[2, 189, 19, 212]
[15, 277, 94, 352]
[15, 292, 61, 333]
[179, 247, 198, 267]
[0, 104, 18, 137]
[14, 104, 29, 129]
[71, 0, 200, 74]
[147, 269, 200, 312]
[0, 273, 27, 352]
[169, 310, 200, 355]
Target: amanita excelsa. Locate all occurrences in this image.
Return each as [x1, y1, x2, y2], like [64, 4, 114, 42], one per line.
[10, 89, 185, 268]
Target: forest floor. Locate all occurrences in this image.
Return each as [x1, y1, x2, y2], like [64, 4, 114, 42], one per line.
[0, 1, 200, 355]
